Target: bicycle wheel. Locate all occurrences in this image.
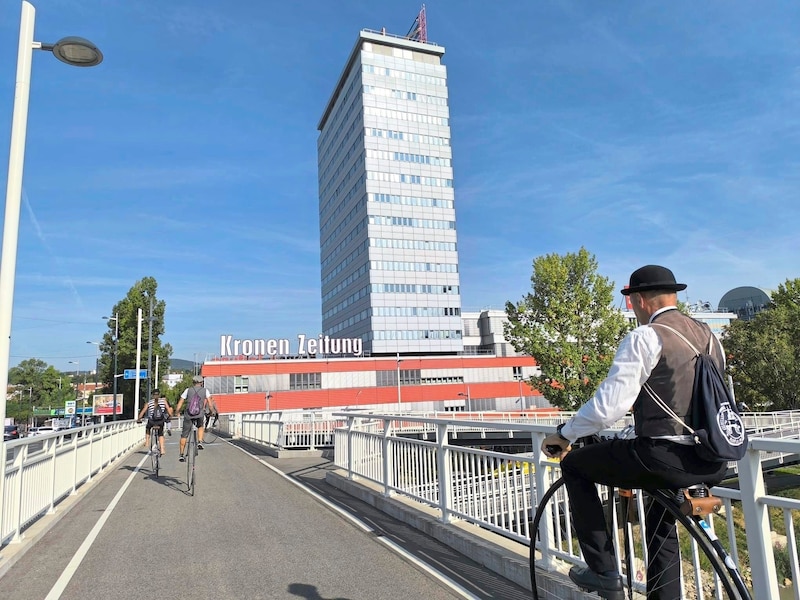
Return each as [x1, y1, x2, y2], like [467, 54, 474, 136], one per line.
[187, 430, 196, 496]
[203, 424, 217, 444]
[151, 436, 159, 478]
[530, 478, 747, 600]
[644, 489, 749, 599]
[530, 476, 580, 599]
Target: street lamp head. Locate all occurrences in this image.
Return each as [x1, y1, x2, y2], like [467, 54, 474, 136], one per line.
[47, 36, 103, 67]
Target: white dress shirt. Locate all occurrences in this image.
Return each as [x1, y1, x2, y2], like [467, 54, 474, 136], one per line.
[558, 307, 679, 442]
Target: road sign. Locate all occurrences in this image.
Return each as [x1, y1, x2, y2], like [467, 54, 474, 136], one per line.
[65, 400, 76, 415]
[123, 369, 148, 379]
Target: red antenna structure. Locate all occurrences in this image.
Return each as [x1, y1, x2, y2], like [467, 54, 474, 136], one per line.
[406, 5, 427, 42]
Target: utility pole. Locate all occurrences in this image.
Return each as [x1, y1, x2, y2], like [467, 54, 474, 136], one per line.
[396, 353, 402, 414]
[146, 297, 153, 402]
[134, 308, 142, 419]
[104, 313, 119, 421]
[458, 386, 471, 413]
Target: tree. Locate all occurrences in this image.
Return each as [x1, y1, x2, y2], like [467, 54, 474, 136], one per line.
[6, 359, 74, 424]
[99, 277, 173, 419]
[165, 372, 195, 408]
[504, 248, 631, 410]
[723, 278, 800, 411]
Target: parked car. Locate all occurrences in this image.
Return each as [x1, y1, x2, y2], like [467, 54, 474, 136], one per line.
[4, 424, 20, 440]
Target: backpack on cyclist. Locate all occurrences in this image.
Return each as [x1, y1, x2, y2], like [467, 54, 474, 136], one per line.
[186, 387, 204, 417]
[647, 324, 748, 463]
[151, 399, 166, 424]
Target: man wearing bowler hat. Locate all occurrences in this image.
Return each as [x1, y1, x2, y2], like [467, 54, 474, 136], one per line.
[540, 265, 728, 600]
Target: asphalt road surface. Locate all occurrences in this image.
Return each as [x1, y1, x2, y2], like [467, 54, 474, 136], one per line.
[0, 434, 531, 600]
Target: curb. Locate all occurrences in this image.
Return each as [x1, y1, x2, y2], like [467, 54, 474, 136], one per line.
[325, 469, 595, 599]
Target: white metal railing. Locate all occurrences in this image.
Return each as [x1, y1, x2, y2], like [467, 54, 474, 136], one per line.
[333, 412, 800, 600]
[230, 409, 349, 450]
[1, 420, 141, 547]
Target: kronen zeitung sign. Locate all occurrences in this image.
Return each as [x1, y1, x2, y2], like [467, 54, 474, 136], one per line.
[220, 334, 363, 357]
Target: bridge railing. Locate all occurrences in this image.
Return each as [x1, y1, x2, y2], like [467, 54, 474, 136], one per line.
[333, 412, 800, 600]
[228, 410, 351, 450]
[1, 420, 141, 548]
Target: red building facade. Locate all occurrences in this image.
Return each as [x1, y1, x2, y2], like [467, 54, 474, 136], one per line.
[201, 353, 543, 414]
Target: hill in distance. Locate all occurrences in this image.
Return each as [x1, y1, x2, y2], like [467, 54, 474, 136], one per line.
[168, 358, 197, 372]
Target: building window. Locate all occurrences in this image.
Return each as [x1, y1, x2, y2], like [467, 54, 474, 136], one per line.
[376, 369, 421, 387]
[290, 372, 322, 390]
[234, 376, 249, 394]
[512, 366, 522, 378]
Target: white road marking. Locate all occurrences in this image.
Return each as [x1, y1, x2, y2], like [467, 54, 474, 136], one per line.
[44, 453, 149, 600]
[230, 442, 480, 600]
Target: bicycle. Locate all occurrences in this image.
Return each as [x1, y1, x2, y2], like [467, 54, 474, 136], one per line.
[150, 424, 162, 477]
[186, 420, 198, 496]
[530, 437, 752, 600]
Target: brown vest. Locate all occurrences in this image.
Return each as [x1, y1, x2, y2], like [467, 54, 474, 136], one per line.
[633, 309, 725, 438]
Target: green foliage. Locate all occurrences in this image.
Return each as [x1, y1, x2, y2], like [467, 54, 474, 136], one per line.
[504, 248, 631, 410]
[6, 359, 76, 423]
[100, 277, 173, 418]
[722, 278, 800, 410]
[164, 372, 195, 407]
[773, 543, 793, 585]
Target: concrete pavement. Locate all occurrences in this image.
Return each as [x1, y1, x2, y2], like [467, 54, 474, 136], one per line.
[0, 433, 532, 600]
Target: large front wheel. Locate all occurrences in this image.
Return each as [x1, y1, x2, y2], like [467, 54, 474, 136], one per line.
[530, 477, 747, 599]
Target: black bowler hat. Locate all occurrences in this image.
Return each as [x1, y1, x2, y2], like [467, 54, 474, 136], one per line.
[621, 265, 687, 295]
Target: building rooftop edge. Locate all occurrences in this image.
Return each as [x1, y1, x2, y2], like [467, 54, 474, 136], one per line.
[317, 29, 446, 132]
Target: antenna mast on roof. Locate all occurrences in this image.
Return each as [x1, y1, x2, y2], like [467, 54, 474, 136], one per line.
[406, 5, 427, 42]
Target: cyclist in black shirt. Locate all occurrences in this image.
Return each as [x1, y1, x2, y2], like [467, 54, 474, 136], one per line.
[136, 389, 173, 455]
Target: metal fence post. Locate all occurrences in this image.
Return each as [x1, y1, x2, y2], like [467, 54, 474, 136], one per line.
[346, 415, 355, 480]
[436, 422, 452, 523]
[532, 429, 557, 571]
[737, 443, 779, 599]
[382, 418, 393, 496]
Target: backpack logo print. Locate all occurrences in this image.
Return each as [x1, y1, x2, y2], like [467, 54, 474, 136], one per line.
[716, 403, 745, 446]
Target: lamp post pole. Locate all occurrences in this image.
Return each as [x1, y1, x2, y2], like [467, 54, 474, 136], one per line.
[104, 313, 119, 421]
[0, 1, 103, 527]
[68, 360, 79, 426]
[516, 375, 524, 409]
[87, 340, 100, 424]
[396, 353, 402, 415]
[0, 3, 36, 438]
[458, 386, 472, 413]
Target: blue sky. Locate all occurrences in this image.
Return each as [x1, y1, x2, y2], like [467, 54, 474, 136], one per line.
[1, 1, 798, 372]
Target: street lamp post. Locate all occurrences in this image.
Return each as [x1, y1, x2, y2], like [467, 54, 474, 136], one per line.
[68, 360, 84, 426]
[87, 340, 100, 424]
[0, 0, 103, 518]
[103, 314, 118, 420]
[458, 385, 471, 413]
[396, 353, 402, 415]
[515, 374, 524, 409]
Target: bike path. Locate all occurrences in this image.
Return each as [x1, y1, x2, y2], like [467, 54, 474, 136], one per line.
[0, 434, 530, 600]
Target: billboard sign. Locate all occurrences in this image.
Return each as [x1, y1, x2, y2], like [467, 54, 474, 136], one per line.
[65, 400, 76, 416]
[93, 394, 122, 415]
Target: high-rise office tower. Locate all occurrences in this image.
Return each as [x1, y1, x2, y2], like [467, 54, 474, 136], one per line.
[317, 24, 462, 356]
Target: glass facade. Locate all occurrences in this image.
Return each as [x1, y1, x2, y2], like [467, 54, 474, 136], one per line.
[318, 31, 462, 355]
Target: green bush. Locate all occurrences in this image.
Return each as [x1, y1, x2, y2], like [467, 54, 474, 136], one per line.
[773, 542, 793, 584]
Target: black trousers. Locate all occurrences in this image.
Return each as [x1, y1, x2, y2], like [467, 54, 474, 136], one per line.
[559, 438, 727, 600]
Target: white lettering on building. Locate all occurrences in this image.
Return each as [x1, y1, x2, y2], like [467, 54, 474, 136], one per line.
[219, 335, 362, 358]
